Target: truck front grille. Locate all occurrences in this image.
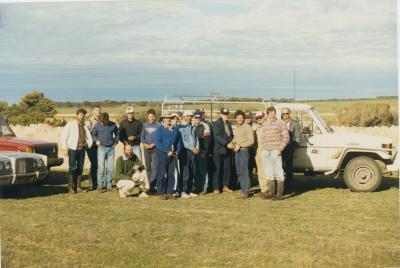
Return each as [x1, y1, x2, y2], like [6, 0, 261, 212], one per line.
[16, 158, 35, 174]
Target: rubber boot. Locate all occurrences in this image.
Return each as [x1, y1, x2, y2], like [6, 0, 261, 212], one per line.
[76, 175, 83, 193]
[68, 174, 76, 194]
[274, 181, 285, 201]
[262, 180, 276, 200]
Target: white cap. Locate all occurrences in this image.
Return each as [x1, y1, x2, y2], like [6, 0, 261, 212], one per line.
[183, 111, 193, 116]
[255, 111, 265, 118]
[125, 107, 134, 114]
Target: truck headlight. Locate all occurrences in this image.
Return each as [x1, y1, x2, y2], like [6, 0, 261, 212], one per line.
[5, 161, 11, 171]
[382, 143, 392, 149]
[0, 162, 5, 171]
[37, 159, 45, 168]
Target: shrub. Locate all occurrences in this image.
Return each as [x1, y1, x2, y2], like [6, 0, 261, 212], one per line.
[336, 103, 395, 127]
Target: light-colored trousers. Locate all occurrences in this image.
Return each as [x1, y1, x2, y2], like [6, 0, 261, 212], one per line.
[262, 150, 285, 182]
[116, 170, 149, 196]
[255, 149, 268, 192]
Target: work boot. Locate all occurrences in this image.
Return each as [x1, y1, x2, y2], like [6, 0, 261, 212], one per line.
[262, 180, 276, 200]
[76, 175, 83, 193]
[236, 192, 249, 199]
[223, 186, 233, 193]
[274, 181, 285, 201]
[67, 175, 76, 194]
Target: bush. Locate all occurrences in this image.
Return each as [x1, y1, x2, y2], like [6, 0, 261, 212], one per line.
[5, 91, 58, 126]
[336, 103, 395, 127]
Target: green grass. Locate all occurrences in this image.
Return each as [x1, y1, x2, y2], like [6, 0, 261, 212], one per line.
[1, 171, 399, 267]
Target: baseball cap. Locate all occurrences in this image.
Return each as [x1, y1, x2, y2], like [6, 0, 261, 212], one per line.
[255, 111, 265, 119]
[183, 111, 194, 117]
[125, 107, 134, 114]
[160, 113, 174, 119]
[220, 108, 229, 115]
[193, 110, 203, 117]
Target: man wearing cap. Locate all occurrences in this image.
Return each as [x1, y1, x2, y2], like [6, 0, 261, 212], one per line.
[281, 108, 301, 183]
[254, 111, 268, 194]
[177, 111, 199, 198]
[231, 110, 255, 198]
[259, 106, 289, 200]
[212, 107, 234, 193]
[193, 110, 212, 194]
[61, 108, 93, 194]
[155, 114, 182, 200]
[119, 107, 143, 161]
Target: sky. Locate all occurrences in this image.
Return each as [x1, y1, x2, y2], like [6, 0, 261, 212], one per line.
[0, 0, 397, 103]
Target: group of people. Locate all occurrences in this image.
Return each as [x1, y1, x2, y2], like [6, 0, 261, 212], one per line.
[60, 104, 300, 201]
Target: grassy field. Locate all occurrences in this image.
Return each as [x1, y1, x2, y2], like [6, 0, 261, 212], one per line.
[1, 171, 399, 267]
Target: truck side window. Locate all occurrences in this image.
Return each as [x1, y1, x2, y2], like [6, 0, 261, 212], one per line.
[298, 111, 321, 134]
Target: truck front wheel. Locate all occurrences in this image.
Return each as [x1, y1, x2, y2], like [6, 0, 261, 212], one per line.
[343, 156, 382, 192]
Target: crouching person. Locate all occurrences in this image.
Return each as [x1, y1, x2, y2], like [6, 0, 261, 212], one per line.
[115, 144, 149, 198]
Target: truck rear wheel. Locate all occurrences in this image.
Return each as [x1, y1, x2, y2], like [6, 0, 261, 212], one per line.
[343, 156, 382, 192]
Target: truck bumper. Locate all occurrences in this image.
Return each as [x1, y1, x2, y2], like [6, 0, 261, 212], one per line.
[13, 171, 50, 185]
[0, 174, 14, 185]
[386, 152, 399, 172]
[48, 157, 64, 168]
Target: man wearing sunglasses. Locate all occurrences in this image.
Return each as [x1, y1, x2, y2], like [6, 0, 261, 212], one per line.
[281, 108, 301, 183]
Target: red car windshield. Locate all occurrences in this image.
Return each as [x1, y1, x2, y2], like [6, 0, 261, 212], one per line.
[0, 119, 16, 137]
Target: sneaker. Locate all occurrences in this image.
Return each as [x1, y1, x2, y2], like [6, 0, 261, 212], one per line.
[223, 186, 233, 193]
[166, 194, 176, 200]
[181, 192, 191, 199]
[189, 193, 198, 197]
[139, 192, 149, 198]
[236, 192, 250, 199]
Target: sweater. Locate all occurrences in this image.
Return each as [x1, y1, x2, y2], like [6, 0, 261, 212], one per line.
[114, 154, 144, 182]
[140, 122, 160, 146]
[119, 119, 143, 146]
[232, 123, 254, 148]
[259, 118, 289, 151]
[91, 122, 119, 147]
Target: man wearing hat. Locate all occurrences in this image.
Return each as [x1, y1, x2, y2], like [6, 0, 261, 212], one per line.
[177, 110, 199, 198]
[155, 114, 182, 200]
[119, 107, 143, 161]
[212, 107, 234, 193]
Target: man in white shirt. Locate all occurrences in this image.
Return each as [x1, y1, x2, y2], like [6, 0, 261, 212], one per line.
[61, 109, 93, 194]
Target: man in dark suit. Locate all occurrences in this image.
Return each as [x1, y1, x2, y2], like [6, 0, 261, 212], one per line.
[212, 108, 234, 193]
[281, 108, 301, 183]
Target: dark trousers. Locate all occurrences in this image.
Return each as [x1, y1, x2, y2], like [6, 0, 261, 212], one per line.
[178, 149, 194, 194]
[156, 151, 175, 195]
[144, 148, 157, 190]
[68, 148, 85, 188]
[86, 144, 98, 189]
[282, 145, 295, 181]
[213, 153, 231, 191]
[235, 149, 250, 194]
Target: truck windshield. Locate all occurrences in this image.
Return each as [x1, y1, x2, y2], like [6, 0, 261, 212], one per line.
[311, 108, 334, 133]
[0, 119, 16, 137]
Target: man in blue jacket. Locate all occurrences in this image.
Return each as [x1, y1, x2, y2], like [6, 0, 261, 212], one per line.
[92, 112, 119, 192]
[155, 114, 182, 200]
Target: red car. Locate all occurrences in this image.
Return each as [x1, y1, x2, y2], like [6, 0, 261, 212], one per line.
[0, 118, 63, 169]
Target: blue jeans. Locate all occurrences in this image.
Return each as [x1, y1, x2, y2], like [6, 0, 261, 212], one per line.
[235, 149, 250, 194]
[194, 154, 208, 192]
[156, 150, 175, 195]
[97, 146, 115, 190]
[68, 148, 85, 179]
[178, 149, 194, 194]
[133, 145, 142, 162]
[262, 150, 284, 182]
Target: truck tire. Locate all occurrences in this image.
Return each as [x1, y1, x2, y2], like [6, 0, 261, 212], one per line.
[343, 156, 382, 192]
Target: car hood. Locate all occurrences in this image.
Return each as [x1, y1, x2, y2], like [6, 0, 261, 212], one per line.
[323, 133, 393, 148]
[0, 151, 47, 159]
[0, 136, 57, 147]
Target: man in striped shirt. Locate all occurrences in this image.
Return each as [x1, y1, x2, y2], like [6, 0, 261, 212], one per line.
[259, 106, 289, 200]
